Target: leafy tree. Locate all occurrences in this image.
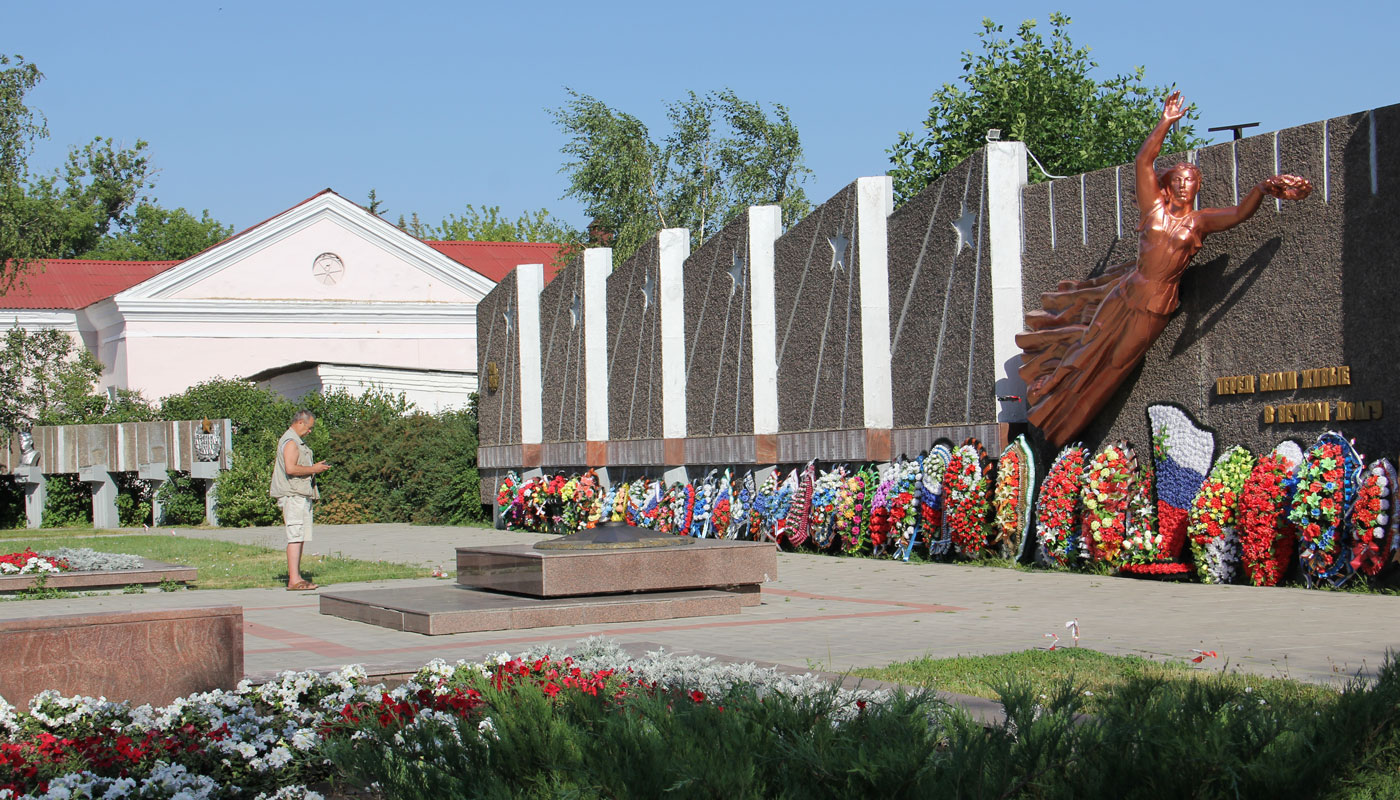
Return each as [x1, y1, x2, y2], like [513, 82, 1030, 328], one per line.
[888, 13, 1208, 203]
[406, 204, 580, 246]
[81, 203, 233, 261]
[24, 135, 154, 258]
[0, 54, 54, 293]
[0, 326, 105, 429]
[551, 88, 812, 264]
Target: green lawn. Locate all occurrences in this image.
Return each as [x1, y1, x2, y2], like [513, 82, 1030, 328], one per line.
[0, 530, 432, 590]
[853, 647, 1340, 712]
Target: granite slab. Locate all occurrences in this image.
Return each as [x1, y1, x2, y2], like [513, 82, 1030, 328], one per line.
[0, 606, 243, 707]
[0, 559, 197, 593]
[320, 584, 745, 635]
[456, 539, 776, 598]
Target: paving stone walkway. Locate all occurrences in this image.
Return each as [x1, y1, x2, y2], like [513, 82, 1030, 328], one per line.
[4, 523, 1397, 686]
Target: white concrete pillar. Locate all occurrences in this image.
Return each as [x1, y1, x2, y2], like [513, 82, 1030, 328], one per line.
[987, 141, 1030, 422]
[139, 462, 168, 526]
[516, 264, 546, 451]
[748, 206, 782, 436]
[856, 176, 895, 431]
[659, 229, 690, 440]
[583, 248, 612, 443]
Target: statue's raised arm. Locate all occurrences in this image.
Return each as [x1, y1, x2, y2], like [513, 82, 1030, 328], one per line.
[1016, 91, 1313, 447]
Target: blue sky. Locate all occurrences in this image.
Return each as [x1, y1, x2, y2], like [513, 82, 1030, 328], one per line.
[5, 0, 1394, 233]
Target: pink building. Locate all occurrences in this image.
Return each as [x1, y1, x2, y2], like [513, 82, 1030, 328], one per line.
[0, 190, 562, 410]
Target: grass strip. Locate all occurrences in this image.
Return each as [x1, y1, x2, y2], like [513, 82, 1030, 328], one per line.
[0, 534, 431, 590]
[853, 646, 1340, 711]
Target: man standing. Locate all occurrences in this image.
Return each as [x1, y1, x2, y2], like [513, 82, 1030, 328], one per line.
[270, 410, 329, 590]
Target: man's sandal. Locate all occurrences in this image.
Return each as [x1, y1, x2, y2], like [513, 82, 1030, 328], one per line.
[287, 580, 319, 591]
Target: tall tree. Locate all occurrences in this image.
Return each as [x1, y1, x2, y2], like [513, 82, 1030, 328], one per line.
[551, 88, 812, 264]
[400, 204, 579, 245]
[0, 327, 106, 430]
[888, 13, 1208, 204]
[24, 136, 154, 258]
[0, 55, 53, 293]
[81, 203, 233, 261]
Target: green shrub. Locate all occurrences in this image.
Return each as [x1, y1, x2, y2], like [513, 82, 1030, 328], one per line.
[41, 474, 91, 528]
[154, 471, 207, 526]
[0, 476, 23, 529]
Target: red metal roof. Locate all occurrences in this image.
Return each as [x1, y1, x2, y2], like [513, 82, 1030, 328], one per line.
[425, 241, 564, 284]
[0, 260, 180, 309]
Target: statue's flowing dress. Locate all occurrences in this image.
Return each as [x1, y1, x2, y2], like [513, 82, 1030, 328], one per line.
[1016, 198, 1205, 445]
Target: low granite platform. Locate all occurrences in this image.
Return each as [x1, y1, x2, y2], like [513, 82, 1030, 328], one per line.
[0, 605, 243, 706]
[456, 539, 776, 600]
[0, 559, 197, 593]
[319, 584, 745, 635]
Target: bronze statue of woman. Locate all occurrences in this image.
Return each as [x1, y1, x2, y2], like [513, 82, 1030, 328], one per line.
[1017, 92, 1312, 446]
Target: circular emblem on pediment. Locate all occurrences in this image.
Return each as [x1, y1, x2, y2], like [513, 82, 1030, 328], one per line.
[312, 252, 345, 285]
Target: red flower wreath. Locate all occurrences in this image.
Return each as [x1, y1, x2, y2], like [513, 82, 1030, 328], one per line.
[1349, 460, 1395, 576]
[1036, 446, 1087, 567]
[1239, 454, 1297, 587]
[944, 440, 992, 559]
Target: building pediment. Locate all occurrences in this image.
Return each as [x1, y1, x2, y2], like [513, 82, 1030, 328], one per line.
[116, 191, 498, 304]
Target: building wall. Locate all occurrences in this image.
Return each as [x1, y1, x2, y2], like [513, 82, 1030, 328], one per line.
[607, 237, 663, 440]
[684, 213, 754, 438]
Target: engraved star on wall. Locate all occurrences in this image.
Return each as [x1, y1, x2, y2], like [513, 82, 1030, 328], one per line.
[827, 233, 850, 272]
[640, 270, 656, 312]
[952, 204, 977, 254]
[569, 293, 582, 329]
[728, 251, 746, 297]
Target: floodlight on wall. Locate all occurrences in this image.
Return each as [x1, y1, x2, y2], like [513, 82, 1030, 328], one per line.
[986, 129, 1002, 142]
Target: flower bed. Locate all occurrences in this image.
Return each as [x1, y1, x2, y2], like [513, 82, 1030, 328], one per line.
[0, 639, 886, 800]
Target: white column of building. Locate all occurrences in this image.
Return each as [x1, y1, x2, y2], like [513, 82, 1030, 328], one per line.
[856, 176, 895, 463]
[582, 249, 612, 479]
[748, 205, 782, 442]
[986, 141, 1029, 423]
[516, 264, 545, 478]
[658, 229, 690, 485]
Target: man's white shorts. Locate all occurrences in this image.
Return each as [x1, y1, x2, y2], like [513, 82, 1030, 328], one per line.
[278, 495, 314, 543]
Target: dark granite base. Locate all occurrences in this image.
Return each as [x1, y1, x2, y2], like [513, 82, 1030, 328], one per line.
[0, 559, 197, 593]
[319, 585, 746, 635]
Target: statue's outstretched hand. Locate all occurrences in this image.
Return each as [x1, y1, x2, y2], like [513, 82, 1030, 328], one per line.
[1262, 174, 1313, 200]
[1161, 91, 1186, 125]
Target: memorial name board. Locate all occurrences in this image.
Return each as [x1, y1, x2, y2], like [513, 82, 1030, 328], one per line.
[1215, 365, 1351, 395]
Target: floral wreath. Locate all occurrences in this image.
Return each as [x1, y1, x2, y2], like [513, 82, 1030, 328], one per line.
[495, 471, 520, 511]
[765, 469, 798, 543]
[1238, 449, 1300, 587]
[868, 467, 897, 555]
[1348, 458, 1396, 577]
[627, 480, 650, 528]
[1187, 446, 1255, 585]
[1143, 403, 1216, 573]
[784, 461, 818, 547]
[1120, 466, 1164, 567]
[751, 469, 780, 541]
[992, 436, 1036, 560]
[710, 470, 733, 540]
[922, 443, 953, 558]
[1036, 444, 1088, 567]
[836, 468, 870, 554]
[690, 471, 717, 538]
[1289, 432, 1363, 587]
[730, 471, 756, 540]
[1081, 441, 1137, 567]
[889, 458, 923, 561]
[943, 439, 993, 560]
[808, 465, 847, 550]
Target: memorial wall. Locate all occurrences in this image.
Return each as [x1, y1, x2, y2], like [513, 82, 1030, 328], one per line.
[477, 101, 1398, 502]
